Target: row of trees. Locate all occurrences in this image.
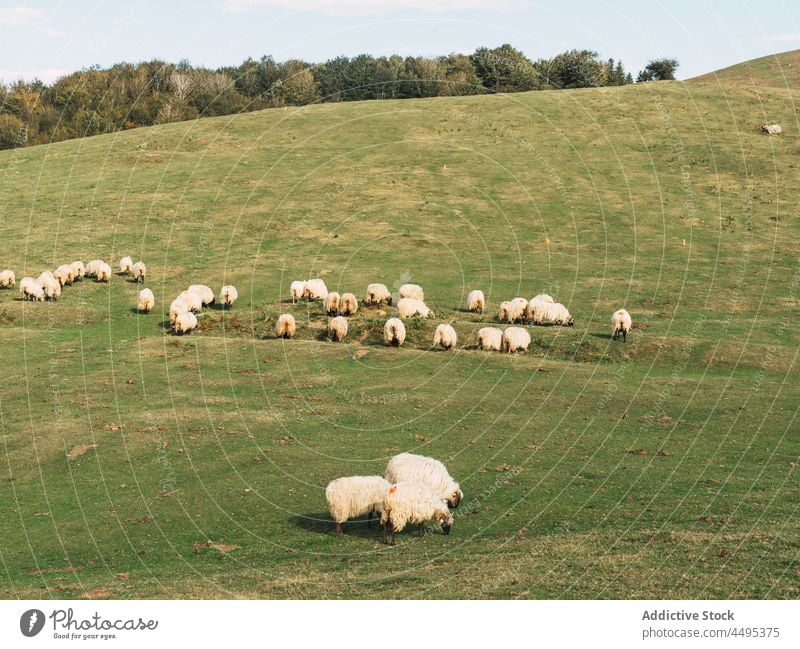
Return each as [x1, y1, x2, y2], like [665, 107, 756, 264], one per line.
[0, 46, 678, 150]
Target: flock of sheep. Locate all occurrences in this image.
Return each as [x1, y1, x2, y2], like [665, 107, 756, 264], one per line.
[326, 452, 462, 545]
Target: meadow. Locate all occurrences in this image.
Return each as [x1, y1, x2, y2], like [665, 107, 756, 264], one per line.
[0, 69, 798, 598]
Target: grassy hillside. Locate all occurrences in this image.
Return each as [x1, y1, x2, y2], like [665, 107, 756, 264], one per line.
[0, 79, 798, 599]
[691, 49, 800, 87]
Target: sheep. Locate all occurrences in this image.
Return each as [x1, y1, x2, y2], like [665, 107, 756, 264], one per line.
[137, 288, 155, 313]
[119, 256, 133, 275]
[36, 271, 54, 285]
[173, 311, 198, 335]
[131, 261, 146, 283]
[384, 452, 462, 509]
[762, 124, 782, 135]
[502, 326, 531, 353]
[177, 289, 203, 313]
[0, 269, 15, 288]
[399, 283, 424, 301]
[546, 302, 574, 326]
[466, 289, 485, 313]
[290, 280, 305, 303]
[433, 323, 457, 350]
[324, 291, 341, 316]
[611, 308, 632, 342]
[509, 297, 529, 323]
[219, 285, 238, 308]
[339, 292, 358, 316]
[328, 316, 348, 342]
[498, 300, 512, 323]
[365, 283, 392, 306]
[477, 326, 503, 351]
[188, 284, 214, 307]
[303, 278, 328, 301]
[526, 295, 555, 324]
[95, 262, 112, 283]
[41, 276, 61, 301]
[383, 317, 406, 347]
[169, 298, 190, 324]
[276, 313, 296, 339]
[325, 476, 391, 536]
[397, 297, 432, 319]
[380, 482, 454, 545]
[20, 277, 44, 301]
[54, 264, 74, 286]
[84, 260, 100, 278]
[532, 293, 554, 304]
[70, 261, 85, 281]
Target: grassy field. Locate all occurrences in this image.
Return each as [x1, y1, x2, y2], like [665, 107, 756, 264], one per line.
[691, 49, 800, 88]
[0, 68, 798, 599]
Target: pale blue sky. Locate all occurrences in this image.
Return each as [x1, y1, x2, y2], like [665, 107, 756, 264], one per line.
[1, 0, 798, 85]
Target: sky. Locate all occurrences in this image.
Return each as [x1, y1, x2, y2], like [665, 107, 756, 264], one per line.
[0, 0, 799, 85]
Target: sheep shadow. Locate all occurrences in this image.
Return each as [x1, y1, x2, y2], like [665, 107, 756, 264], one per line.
[290, 512, 385, 540]
[589, 332, 615, 340]
[130, 307, 151, 315]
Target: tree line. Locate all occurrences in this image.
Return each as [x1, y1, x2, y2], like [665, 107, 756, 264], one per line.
[0, 45, 678, 150]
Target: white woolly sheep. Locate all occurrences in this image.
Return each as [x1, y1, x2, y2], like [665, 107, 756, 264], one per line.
[611, 308, 632, 342]
[173, 311, 198, 335]
[365, 283, 392, 306]
[85, 260, 106, 278]
[383, 317, 406, 347]
[399, 283, 424, 301]
[509, 297, 528, 323]
[547, 302, 574, 326]
[502, 326, 531, 353]
[303, 278, 328, 301]
[169, 298, 190, 324]
[119, 256, 133, 275]
[384, 452, 463, 509]
[324, 291, 341, 316]
[526, 295, 554, 323]
[20, 277, 44, 301]
[328, 316, 348, 342]
[137, 288, 155, 313]
[397, 297, 432, 319]
[178, 289, 203, 313]
[37, 271, 54, 285]
[70, 261, 85, 281]
[339, 292, 358, 316]
[95, 262, 112, 283]
[380, 482, 453, 545]
[433, 323, 457, 350]
[498, 300, 512, 323]
[0, 270, 15, 288]
[325, 475, 391, 535]
[290, 280, 305, 303]
[477, 326, 503, 351]
[188, 284, 214, 306]
[41, 276, 61, 300]
[276, 313, 296, 339]
[131, 261, 146, 283]
[466, 289, 485, 313]
[54, 264, 73, 286]
[219, 285, 238, 308]
[762, 124, 782, 135]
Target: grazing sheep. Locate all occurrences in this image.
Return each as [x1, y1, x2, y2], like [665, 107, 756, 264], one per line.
[383, 317, 406, 347]
[339, 292, 358, 316]
[0, 269, 15, 288]
[37, 271, 54, 285]
[324, 291, 341, 316]
[498, 300, 512, 323]
[119, 256, 133, 275]
[188, 284, 214, 307]
[502, 326, 531, 353]
[328, 316, 348, 342]
[20, 277, 44, 301]
[276, 313, 296, 339]
[70, 261, 85, 281]
[173, 311, 198, 335]
[95, 262, 112, 283]
[365, 283, 392, 306]
[477, 326, 503, 351]
[137, 288, 155, 313]
[526, 295, 553, 323]
[466, 289, 485, 313]
[380, 482, 453, 546]
[509, 297, 529, 323]
[303, 278, 328, 301]
[433, 323, 457, 350]
[54, 264, 74, 286]
[131, 261, 146, 283]
[325, 476, 391, 535]
[290, 280, 305, 304]
[169, 298, 190, 324]
[399, 283, 424, 301]
[611, 308, 632, 342]
[397, 297, 432, 319]
[219, 285, 238, 308]
[177, 289, 203, 313]
[41, 276, 61, 301]
[762, 124, 782, 135]
[548, 302, 574, 326]
[85, 260, 102, 278]
[384, 452, 462, 509]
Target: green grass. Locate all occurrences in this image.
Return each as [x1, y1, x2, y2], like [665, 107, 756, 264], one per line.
[690, 49, 800, 88]
[0, 73, 799, 599]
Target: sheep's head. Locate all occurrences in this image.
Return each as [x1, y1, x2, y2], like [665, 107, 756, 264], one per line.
[448, 486, 462, 509]
[436, 509, 454, 535]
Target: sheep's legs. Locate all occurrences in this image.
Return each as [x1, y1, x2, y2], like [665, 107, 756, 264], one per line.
[367, 511, 373, 529]
[622, 331, 626, 343]
[418, 523, 424, 537]
[335, 523, 342, 536]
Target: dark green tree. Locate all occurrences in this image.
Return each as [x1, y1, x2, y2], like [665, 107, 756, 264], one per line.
[470, 44, 541, 93]
[637, 58, 679, 82]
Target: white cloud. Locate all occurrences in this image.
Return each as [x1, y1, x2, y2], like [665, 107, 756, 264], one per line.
[223, 0, 523, 16]
[0, 6, 67, 36]
[0, 68, 70, 85]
